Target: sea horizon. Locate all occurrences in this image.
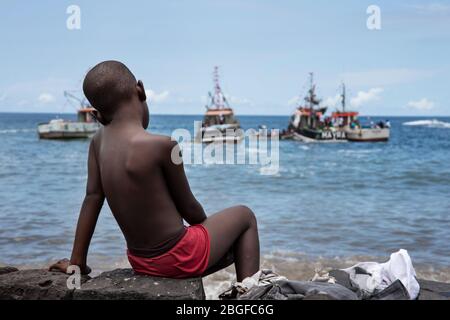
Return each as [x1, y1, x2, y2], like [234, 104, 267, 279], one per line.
[2, 111, 450, 118]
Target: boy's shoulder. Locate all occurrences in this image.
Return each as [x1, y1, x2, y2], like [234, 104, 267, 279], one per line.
[130, 133, 178, 167]
[129, 132, 177, 161]
[133, 132, 175, 149]
[93, 128, 173, 147]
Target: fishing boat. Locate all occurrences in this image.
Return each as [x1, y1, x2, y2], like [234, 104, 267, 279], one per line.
[334, 83, 390, 142]
[37, 91, 100, 139]
[286, 73, 346, 142]
[196, 66, 243, 143]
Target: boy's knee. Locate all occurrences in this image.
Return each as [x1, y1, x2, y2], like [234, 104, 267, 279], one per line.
[236, 205, 257, 226]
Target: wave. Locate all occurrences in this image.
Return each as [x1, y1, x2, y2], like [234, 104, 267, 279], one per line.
[0, 128, 35, 134]
[403, 119, 450, 129]
[259, 166, 280, 176]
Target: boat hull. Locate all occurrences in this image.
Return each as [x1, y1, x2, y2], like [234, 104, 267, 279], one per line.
[294, 128, 347, 141]
[38, 121, 100, 140]
[201, 134, 244, 143]
[292, 132, 347, 143]
[196, 123, 243, 143]
[38, 131, 96, 139]
[346, 128, 390, 142]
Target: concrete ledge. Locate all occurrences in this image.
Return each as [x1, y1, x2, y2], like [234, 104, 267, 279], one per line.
[0, 267, 205, 300]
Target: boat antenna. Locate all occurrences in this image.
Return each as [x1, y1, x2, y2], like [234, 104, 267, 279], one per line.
[309, 72, 313, 109]
[212, 66, 226, 109]
[63, 91, 90, 111]
[341, 82, 346, 112]
[206, 91, 213, 110]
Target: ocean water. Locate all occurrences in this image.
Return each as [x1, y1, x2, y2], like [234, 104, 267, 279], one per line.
[1, 113, 449, 297]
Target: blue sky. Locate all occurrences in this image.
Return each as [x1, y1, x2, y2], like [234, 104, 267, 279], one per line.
[0, 0, 449, 116]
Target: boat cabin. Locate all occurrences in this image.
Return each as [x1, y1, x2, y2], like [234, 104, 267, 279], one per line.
[291, 107, 326, 130]
[77, 107, 97, 123]
[331, 111, 359, 128]
[203, 108, 239, 127]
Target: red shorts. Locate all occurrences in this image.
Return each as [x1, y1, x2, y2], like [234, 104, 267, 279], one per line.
[127, 225, 210, 278]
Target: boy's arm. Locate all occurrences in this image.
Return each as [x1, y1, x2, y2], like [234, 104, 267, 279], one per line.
[50, 140, 104, 274]
[162, 140, 207, 225]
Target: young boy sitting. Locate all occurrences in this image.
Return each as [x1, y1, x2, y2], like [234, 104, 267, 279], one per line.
[50, 61, 260, 281]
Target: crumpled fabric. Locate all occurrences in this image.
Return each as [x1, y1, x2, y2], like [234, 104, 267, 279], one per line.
[236, 269, 288, 292]
[341, 249, 420, 300]
[219, 269, 287, 298]
[219, 269, 358, 300]
[238, 280, 358, 300]
[311, 269, 337, 284]
[218, 250, 420, 300]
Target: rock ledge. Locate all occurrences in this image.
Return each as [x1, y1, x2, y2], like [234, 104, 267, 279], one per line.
[0, 267, 205, 300]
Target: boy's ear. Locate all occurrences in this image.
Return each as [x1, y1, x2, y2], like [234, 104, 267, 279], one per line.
[90, 110, 110, 126]
[136, 80, 147, 102]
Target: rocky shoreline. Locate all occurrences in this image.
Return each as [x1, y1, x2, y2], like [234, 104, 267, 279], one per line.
[0, 266, 449, 300]
[0, 267, 205, 300]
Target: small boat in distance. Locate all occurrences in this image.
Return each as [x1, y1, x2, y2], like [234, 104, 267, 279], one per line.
[286, 73, 346, 142]
[196, 66, 242, 143]
[37, 91, 100, 140]
[336, 83, 390, 142]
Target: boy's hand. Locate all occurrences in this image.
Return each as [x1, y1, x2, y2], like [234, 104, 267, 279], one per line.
[49, 259, 91, 275]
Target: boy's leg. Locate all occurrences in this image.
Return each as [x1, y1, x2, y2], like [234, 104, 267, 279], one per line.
[202, 247, 234, 277]
[202, 205, 260, 281]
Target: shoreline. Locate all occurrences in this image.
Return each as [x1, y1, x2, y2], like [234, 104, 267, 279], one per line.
[1, 263, 449, 300]
[2, 252, 449, 300]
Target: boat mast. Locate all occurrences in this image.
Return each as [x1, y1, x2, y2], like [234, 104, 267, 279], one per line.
[341, 83, 346, 112]
[212, 66, 227, 109]
[304, 72, 320, 110]
[308, 72, 314, 109]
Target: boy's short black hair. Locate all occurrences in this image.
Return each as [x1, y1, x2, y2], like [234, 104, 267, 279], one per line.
[83, 60, 137, 118]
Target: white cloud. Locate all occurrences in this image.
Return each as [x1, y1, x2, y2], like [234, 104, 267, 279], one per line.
[38, 93, 55, 104]
[145, 89, 170, 104]
[200, 94, 253, 106]
[341, 69, 434, 87]
[350, 88, 383, 108]
[226, 94, 253, 106]
[323, 94, 342, 108]
[287, 96, 300, 106]
[407, 98, 435, 111]
[0, 77, 74, 112]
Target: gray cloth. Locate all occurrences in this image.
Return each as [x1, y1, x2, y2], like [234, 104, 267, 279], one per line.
[237, 280, 359, 300]
[329, 269, 410, 300]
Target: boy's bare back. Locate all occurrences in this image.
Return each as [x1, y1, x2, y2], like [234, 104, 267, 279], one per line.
[93, 128, 186, 252]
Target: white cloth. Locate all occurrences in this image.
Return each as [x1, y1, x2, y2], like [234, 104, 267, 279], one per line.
[342, 249, 420, 300]
[235, 269, 288, 294]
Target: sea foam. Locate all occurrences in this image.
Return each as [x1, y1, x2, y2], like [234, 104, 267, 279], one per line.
[403, 119, 450, 128]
